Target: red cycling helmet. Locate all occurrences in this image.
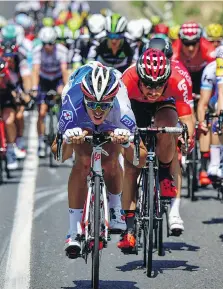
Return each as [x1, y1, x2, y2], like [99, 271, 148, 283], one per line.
[136, 48, 171, 88]
[154, 23, 169, 35]
[179, 21, 202, 41]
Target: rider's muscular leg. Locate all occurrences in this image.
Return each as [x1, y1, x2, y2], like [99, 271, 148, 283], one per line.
[68, 144, 92, 209]
[155, 108, 178, 163]
[103, 144, 123, 194]
[170, 149, 182, 198]
[122, 159, 140, 211]
[37, 104, 48, 136]
[3, 108, 17, 143]
[16, 105, 25, 137]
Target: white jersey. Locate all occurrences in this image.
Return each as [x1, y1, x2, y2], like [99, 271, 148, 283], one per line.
[32, 43, 68, 80]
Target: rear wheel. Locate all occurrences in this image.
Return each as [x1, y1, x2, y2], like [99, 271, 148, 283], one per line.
[91, 176, 101, 289]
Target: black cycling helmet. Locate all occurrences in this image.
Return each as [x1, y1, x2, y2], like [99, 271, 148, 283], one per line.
[142, 37, 173, 59]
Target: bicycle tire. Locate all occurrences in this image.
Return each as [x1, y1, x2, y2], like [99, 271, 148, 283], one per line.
[192, 142, 198, 196]
[187, 163, 193, 199]
[49, 109, 55, 167]
[0, 155, 3, 185]
[147, 161, 154, 278]
[91, 175, 101, 289]
[142, 170, 148, 266]
[157, 208, 163, 256]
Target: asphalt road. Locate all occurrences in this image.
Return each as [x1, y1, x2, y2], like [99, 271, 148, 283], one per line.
[1, 112, 223, 289]
[0, 1, 223, 289]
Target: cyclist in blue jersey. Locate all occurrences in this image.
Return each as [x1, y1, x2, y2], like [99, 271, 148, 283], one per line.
[52, 62, 147, 258]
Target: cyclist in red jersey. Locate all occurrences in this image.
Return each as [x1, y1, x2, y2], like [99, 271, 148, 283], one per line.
[172, 21, 215, 94]
[0, 58, 21, 170]
[173, 21, 216, 186]
[117, 49, 195, 250]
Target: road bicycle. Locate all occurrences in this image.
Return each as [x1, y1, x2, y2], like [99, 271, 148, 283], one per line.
[0, 108, 10, 184]
[44, 90, 60, 167]
[205, 110, 223, 202]
[133, 125, 188, 277]
[185, 121, 199, 201]
[56, 132, 130, 289]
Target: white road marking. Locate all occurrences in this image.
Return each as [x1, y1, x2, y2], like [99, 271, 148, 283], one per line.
[34, 192, 67, 220]
[35, 186, 67, 201]
[4, 112, 39, 289]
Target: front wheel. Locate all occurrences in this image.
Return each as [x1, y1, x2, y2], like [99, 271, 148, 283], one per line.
[91, 176, 101, 289]
[147, 162, 154, 278]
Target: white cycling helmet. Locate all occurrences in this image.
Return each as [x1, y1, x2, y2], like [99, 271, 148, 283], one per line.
[127, 20, 144, 40]
[81, 63, 120, 102]
[38, 27, 57, 44]
[87, 14, 105, 35]
[29, 1, 41, 12]
[15, 2, 29, 14]
[0, 16, 7, 28]
[15, 13, 34, 30]
[140, 18, 152, 35]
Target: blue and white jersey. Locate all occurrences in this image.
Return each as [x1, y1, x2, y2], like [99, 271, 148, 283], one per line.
[200, 60, 223, 111]
[58, 64, 136, 134]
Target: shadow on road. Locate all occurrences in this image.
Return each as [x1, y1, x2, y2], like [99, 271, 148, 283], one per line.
[61, 280, 139, 289]
[116, 259, 199, 277]
[202, 218, 223, 225]
[164, 242, 200, 252]
[219, 234, 223, 241]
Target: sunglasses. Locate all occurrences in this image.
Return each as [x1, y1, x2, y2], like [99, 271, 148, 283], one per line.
[182, 40, 199, 47]
[107, 32, 124, 40]
[84, 98, 113, 111]
[141, 80, 166, 90]
[43, 42, 55, 46]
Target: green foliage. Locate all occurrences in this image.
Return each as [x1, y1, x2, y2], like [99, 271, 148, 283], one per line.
[185, 7, 200, 17]
[131, 1, 144, 8]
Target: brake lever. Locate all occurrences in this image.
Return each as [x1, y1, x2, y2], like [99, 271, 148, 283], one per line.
[56, 133, 63, 161]
[133, 129, 140, 166]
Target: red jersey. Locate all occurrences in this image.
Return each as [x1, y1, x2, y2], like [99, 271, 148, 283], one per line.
[172, 38, 215, 73]
[122, 60, 192, 117]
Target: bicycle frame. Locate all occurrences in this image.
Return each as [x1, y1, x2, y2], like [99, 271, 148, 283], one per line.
[82, 143, 109, 244]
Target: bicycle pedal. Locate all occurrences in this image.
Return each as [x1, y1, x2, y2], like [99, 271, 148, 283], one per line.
[121, 247, 137, 255]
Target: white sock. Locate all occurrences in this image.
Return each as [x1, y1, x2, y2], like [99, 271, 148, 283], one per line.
[209, 145, 220, 167]
[38, 135, 44, 145]
[119, 154, 124, 170]
[69, 208, 83, 235]
[169, 198, 181, 217]
[108, 192, 122, 209]
[7, 143, 15, 152]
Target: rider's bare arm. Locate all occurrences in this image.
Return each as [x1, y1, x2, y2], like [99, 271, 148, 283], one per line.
[61, 62, 69, 86]
[32, 63, 40, 89]
[197, 89, 212, 122]
[217, 83, 223, 115]
[179, 114, 195, 138]
[51, 138, 73, 163]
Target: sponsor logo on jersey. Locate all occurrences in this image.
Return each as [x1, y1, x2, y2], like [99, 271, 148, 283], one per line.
[120, 115, 135, 130]
[177, 78, 189, 103]
[216, 58, 223, 77]
[175, 66, 192, 86]
[58, 110, 73, 132]
[203, 74, 213, 84]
